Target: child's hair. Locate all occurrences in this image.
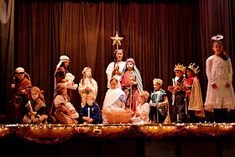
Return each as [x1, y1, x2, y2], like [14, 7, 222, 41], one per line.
[110, 77, 118, 84]
[30, 86, 45, 101]
[55, 83, 66, 95]
[139, 91, 150, 102]
[220, 51, 229, 61]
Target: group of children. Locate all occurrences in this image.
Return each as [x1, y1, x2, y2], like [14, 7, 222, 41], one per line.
[11, 34, 235, 124]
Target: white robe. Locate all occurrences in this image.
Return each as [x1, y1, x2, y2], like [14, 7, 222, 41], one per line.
[205, 55, 235, 111]
[106, 61, 126, 88]
[102, 88, 126, 111]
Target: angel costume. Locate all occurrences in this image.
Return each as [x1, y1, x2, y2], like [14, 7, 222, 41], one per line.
[205, 55, 235, 111]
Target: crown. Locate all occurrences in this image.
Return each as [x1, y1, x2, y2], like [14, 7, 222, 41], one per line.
[187, 63, 200, 74]
[174, 63, 186, 73]
[153, 78, 163, 85]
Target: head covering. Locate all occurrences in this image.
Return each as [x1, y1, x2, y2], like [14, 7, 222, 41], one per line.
[56, 55, 70, 69]
[187, 63, 200, 74]
[82, 67, 91, 74]
[174, 63, 186, 73]
[15, 67, 25, 74]
[65, 73, 75, 82]
[153, 78, 163, 86]
[211, 34, 223, 46]
[126, 58, 135, 65]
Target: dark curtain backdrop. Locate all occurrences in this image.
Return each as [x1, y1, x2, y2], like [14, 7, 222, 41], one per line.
[0, 0, 234, 120]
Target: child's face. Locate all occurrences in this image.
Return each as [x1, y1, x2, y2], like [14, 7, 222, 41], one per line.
[175, 70, 184, 77]
[31, 91, 39, 101]
[15, 73, 25, 80]
[64, 60, 70, 68]
[116, 50, 123, 62]
[126, 62, 134, 71]
[212, 43, 223, 56]
[85, 69, 92, 78]
[86, 97, 94, 106]
[186, 69, 194, 77]
[153, 83, 161, 91]
[139, 96, 146, 104]
[110, 80, 118, 89]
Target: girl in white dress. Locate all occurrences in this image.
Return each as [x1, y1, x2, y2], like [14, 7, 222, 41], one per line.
[205, 35, 235, 122]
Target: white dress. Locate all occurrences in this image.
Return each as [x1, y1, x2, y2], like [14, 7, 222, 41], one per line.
[106, 61, 126, 88]
[205, 55, 235, 111]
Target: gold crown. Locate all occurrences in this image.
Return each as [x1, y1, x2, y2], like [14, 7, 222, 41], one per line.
[187, 63, 200, 74]
[174, 63, 186, 73]
[153, 78, 163, 85]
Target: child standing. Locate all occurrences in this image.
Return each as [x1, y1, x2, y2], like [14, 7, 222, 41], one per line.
[149, 78, 169, 123]
[168, 64, 186, 122]
[184, 63, 205, 122]
[205, 35, 235, 122]
[121, 58, 143, 112]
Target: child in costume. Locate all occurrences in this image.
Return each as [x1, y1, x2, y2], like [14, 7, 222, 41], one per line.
[78, 67, 98, 108]
[106, 49, 126, 88]
[168, 64, 186, 122]
[205, 34, 235, 122]
[22, 86, 48, 124]
[149, 78, 170, 123]
[54, 83, 78, 124]
[121, 58, 143, 112]
[131, 91, 150, 124]
[184, 63, 205, 122]
[79, 93, 102, 124]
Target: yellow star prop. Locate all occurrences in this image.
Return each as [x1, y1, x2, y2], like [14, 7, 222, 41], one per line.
[110, 31, 123, 50]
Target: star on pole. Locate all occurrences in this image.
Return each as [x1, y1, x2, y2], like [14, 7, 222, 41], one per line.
[110, 31, 123, 50]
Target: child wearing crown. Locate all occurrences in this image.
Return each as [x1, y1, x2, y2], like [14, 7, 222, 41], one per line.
[168, 64, 186, 122]
[149, 78, 170, 123]
[184, 63, 205, 122]
[205, 35, 235, 122]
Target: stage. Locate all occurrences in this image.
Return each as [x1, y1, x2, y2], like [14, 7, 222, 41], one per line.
[1, 123, 235, 157]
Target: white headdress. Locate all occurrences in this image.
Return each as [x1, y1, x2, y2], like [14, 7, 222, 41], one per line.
[65, 73, 75, 82]
[15, 67, 25, 73]
[56, 55, 70, 69]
